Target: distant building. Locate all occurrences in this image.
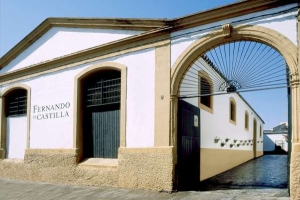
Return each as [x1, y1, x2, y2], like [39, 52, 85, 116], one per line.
[263, 123, 288, 153]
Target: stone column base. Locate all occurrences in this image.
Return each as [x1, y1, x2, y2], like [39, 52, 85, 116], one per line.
[290, 144, 300, 199]
[24, 148, 78, 167]
[118, 146, 175, 191]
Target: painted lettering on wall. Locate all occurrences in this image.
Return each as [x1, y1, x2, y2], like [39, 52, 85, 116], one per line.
[32, 102, 70, 120]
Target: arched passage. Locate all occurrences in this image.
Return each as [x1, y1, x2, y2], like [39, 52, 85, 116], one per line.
[170, 25, 299, 193]
[74, 62, 127, 160]
[0, 84, 31, 159]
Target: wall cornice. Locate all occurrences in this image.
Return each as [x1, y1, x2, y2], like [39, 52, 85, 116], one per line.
[0, 18, 169, 69]
[0, 27, 171, 85]
[170, 0, 298, 31]
[0, 0, 297, 77]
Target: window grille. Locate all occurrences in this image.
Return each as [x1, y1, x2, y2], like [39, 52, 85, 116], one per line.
[85, 71, 121, 107]
[200, 77, 211, 108]
[6, 89, 27, 117]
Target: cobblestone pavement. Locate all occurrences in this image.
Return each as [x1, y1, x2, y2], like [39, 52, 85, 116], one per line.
[0, 178, 289, 200]
[0, 155, 290, 200]
[200, 155, 288, 190]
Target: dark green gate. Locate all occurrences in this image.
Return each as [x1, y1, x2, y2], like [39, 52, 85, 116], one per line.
[83, 70, 121, 159]
[177, 100, 201, 190]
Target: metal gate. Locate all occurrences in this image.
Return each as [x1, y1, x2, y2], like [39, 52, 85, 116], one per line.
[83, 70, 121, 159]
[177, 100, 200, 190]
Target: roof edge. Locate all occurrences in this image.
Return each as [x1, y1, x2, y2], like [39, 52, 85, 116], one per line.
[0, 0, 297, 69]
[0, 18, 169, 69]
[171, 0, 298, 30]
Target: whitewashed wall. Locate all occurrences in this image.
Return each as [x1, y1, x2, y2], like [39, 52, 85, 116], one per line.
[264, 134, 288, 152]
[181, 59, 264, 151]
[1, 48, 155, 149]
[1, 28, 143, 74]
[6, 116, 27, 158]
[171, 4, 298, 67]
[183, 93, 264, 151]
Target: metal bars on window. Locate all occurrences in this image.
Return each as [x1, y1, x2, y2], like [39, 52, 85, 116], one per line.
[85, 73, 121, 107]
[6, 89, 27, 117]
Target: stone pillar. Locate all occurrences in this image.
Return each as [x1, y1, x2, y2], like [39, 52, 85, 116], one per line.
[0, 96, 5, 159]
[290, 10, 300, 199]
[290, 77, 300, 199]
[154, 39, 171, 146]
[169, 94, 178, 190]
[170, 94, 178, 148]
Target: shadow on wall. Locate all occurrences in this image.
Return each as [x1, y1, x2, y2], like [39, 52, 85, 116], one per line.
[263, 135, 274, 150]
[263, 134, 287, 155]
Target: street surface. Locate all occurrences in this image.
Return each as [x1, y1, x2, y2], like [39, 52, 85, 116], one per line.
[200, 155, 288, 190]
[0, 155, 289, 199]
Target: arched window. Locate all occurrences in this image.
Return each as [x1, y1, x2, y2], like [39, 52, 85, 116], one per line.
[245, 111, 249, 130]
[198, 72, 213, 113]
[82, 70, 121, 159]
[5, 89, 27, 117]
[200, 78, 211, 107]
[1, 86, 29, 159]
[229, 97, 236, 125]
[260, 125, 262, 137]
[253, 118, 257, 137]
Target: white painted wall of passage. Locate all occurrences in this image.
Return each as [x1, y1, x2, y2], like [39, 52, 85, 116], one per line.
[183, 93, 264, 150]
[181, 59, 264, 150]
[2, 27, 143, 74]
[6, 116, 27, 159]
[256, 125, 264, 152]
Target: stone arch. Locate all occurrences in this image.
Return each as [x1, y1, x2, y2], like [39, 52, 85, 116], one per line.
[73, 62, 127, 160]
[0, 83, 31, 159]
[170, 24, 300, 198]
[171, 25, 297, 95]
[170, 24, 298, 143]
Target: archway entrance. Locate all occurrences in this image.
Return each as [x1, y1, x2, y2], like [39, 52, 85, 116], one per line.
[81, 70, 121, 159]
[171, 25, 298, 192]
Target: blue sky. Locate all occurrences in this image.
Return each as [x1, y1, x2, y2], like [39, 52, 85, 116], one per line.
[0, 0, 289, 129]
[0, 0, 238, 56]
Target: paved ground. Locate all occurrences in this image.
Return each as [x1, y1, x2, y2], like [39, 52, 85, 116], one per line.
[0, 179, 290, 200]
[200, 155, 288, 190]
[0, 155, 290, 200]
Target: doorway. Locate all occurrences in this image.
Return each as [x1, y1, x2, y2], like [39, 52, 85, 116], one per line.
[82, 70, 121, 159]
[177, 100, 200, 190]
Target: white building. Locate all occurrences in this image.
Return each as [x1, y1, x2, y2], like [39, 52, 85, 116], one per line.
[264, 123, 289, 153]
[0, 0, 297, 192]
